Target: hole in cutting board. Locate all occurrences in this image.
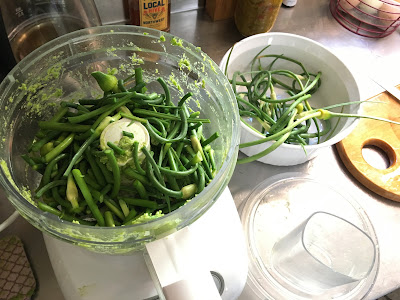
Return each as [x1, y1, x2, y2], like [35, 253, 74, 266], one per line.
[362, 140, 394, 170]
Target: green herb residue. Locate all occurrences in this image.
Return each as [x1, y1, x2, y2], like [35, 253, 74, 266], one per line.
[178, 56, 191, 71]
[0, 160, 36, 206]
[168, 74, 183, 92]
[130, 53, 144, 65]
[171, 37, 183, 47]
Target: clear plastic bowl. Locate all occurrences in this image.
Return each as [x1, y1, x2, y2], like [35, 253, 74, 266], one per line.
[219, 32, 361, 166]
[239, 172, 379, 299]
[0, 25, 240, 254]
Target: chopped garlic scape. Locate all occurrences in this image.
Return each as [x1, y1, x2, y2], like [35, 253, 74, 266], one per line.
[100, 118, 150, 166]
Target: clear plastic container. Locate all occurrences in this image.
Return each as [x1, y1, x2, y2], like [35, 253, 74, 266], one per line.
[0, 25, 240, 254]
[271, 211, 376, 294]
[239, 173, 379, 299]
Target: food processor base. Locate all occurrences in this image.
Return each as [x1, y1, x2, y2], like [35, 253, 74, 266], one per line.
[43, 187, 248, 300]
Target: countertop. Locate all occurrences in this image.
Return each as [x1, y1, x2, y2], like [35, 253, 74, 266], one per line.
[1, 1, 400, 299]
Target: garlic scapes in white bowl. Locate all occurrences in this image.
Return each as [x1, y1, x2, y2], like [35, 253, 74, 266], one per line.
[219, 32, 361, 166]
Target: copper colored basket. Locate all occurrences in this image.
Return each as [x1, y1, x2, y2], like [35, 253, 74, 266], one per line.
[330, 0, 400, 38]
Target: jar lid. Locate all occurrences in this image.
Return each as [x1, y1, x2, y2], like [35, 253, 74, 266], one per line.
[239, 172, 379, 299]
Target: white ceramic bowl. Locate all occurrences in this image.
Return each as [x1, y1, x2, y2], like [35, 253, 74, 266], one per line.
[219, 32, 361, 166]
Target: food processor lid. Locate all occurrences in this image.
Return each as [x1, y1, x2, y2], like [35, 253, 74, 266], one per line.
[239, 172, 379, 300]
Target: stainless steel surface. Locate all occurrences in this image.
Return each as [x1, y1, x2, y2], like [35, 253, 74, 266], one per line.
[1, 1, 400, 299]
[94, 0, 129, 25]
[171, 0, 205, 14]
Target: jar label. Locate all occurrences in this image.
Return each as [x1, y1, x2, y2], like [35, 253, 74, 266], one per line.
[139, 0, 168, 30]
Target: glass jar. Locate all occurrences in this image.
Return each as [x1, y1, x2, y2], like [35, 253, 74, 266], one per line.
[128, 0, 171, 32]
[235, 0, 283, 36]
[0, 0, 101, 62]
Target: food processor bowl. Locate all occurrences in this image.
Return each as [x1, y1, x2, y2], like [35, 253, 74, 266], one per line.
[0, 25, 240, 254]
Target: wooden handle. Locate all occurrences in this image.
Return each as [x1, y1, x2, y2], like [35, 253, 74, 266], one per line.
[336, 85, 400, 202]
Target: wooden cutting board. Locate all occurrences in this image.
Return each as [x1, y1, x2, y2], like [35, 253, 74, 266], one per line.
[336, 84, 400, 202]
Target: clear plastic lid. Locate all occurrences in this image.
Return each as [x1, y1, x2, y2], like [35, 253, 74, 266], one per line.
[239, 172, 379, 299]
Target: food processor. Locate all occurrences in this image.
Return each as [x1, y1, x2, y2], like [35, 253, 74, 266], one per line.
[0, 25, 248, 299]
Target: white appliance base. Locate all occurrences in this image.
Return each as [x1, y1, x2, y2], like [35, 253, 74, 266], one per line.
[44, 187, 248, 300]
